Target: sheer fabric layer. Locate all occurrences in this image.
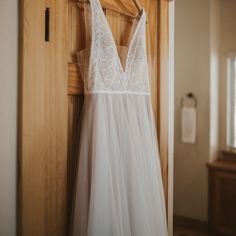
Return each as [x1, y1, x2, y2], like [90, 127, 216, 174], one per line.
[71, 94, 168, 236]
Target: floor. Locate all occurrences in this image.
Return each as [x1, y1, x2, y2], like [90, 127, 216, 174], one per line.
[174, 225, 211, 236]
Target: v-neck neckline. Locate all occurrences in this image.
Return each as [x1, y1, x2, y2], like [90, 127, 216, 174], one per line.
[93, 0, 145, 78]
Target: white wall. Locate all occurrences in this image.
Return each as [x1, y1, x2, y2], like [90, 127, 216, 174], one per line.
[174, 0, 211, 221]
[219, 0, 236, 150]
[0, 1, 18, 235]
[209, 0, 221, 163]
[174, 0, 236, 222]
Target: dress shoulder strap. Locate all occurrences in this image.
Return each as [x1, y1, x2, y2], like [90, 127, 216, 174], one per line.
[83, 0, 107, 48]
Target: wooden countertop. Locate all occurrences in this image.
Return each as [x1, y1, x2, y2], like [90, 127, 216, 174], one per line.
[207, 160, 236, 172]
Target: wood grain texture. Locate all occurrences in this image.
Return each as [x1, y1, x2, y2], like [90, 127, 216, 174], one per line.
[157, 0, 169, 204]
[105, 9, 133, 46]
[18, 0, 68, 235]
[67, 95, 84, 220]
[74, 0, 146, 17]
[68, 63, 84, 95]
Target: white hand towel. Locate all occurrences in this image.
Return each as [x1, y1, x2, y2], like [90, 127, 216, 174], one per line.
[181, 107, 197, 144]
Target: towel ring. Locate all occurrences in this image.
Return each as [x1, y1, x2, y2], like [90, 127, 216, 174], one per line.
[181, 93, 197, 108]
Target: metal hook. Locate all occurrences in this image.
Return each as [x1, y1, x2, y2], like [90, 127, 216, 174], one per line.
[181, 92, 197, 108]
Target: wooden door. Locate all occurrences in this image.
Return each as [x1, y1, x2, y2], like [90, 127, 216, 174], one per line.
[19, 0, 169, 235]
[18, 1, 68, 235]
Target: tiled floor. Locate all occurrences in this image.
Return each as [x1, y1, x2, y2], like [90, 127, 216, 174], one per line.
[174, 226, 210, 236]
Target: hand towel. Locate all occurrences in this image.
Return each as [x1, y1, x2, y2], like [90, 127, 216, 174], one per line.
[181, 107, 196, 144]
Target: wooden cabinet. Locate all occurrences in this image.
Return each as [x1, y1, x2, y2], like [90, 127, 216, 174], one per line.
[208, 160, 236, 236]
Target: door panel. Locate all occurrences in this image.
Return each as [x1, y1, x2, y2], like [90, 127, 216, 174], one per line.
[18, 1, 68, 235]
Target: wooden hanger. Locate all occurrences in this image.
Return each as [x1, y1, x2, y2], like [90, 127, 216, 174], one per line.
[76, 0, 142, 18]
[132, 0, 142, 14]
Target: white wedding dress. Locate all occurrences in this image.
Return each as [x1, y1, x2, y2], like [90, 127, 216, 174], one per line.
[70, 0, 168, 235]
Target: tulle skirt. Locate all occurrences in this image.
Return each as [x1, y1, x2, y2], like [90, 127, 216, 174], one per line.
[70, 94, 168, 236]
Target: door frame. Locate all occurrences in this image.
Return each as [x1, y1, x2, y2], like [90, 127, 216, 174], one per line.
[167, 0, 175, 235]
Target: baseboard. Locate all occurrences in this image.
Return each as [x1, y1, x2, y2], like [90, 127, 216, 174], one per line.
[174, 215, 208, 232]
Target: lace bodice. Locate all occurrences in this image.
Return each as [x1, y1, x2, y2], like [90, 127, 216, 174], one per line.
[77, 0, 150, 95]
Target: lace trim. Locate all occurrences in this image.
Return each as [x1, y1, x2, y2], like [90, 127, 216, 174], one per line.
[77, 0, 150, 95]
[84, 91, 151, 95]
